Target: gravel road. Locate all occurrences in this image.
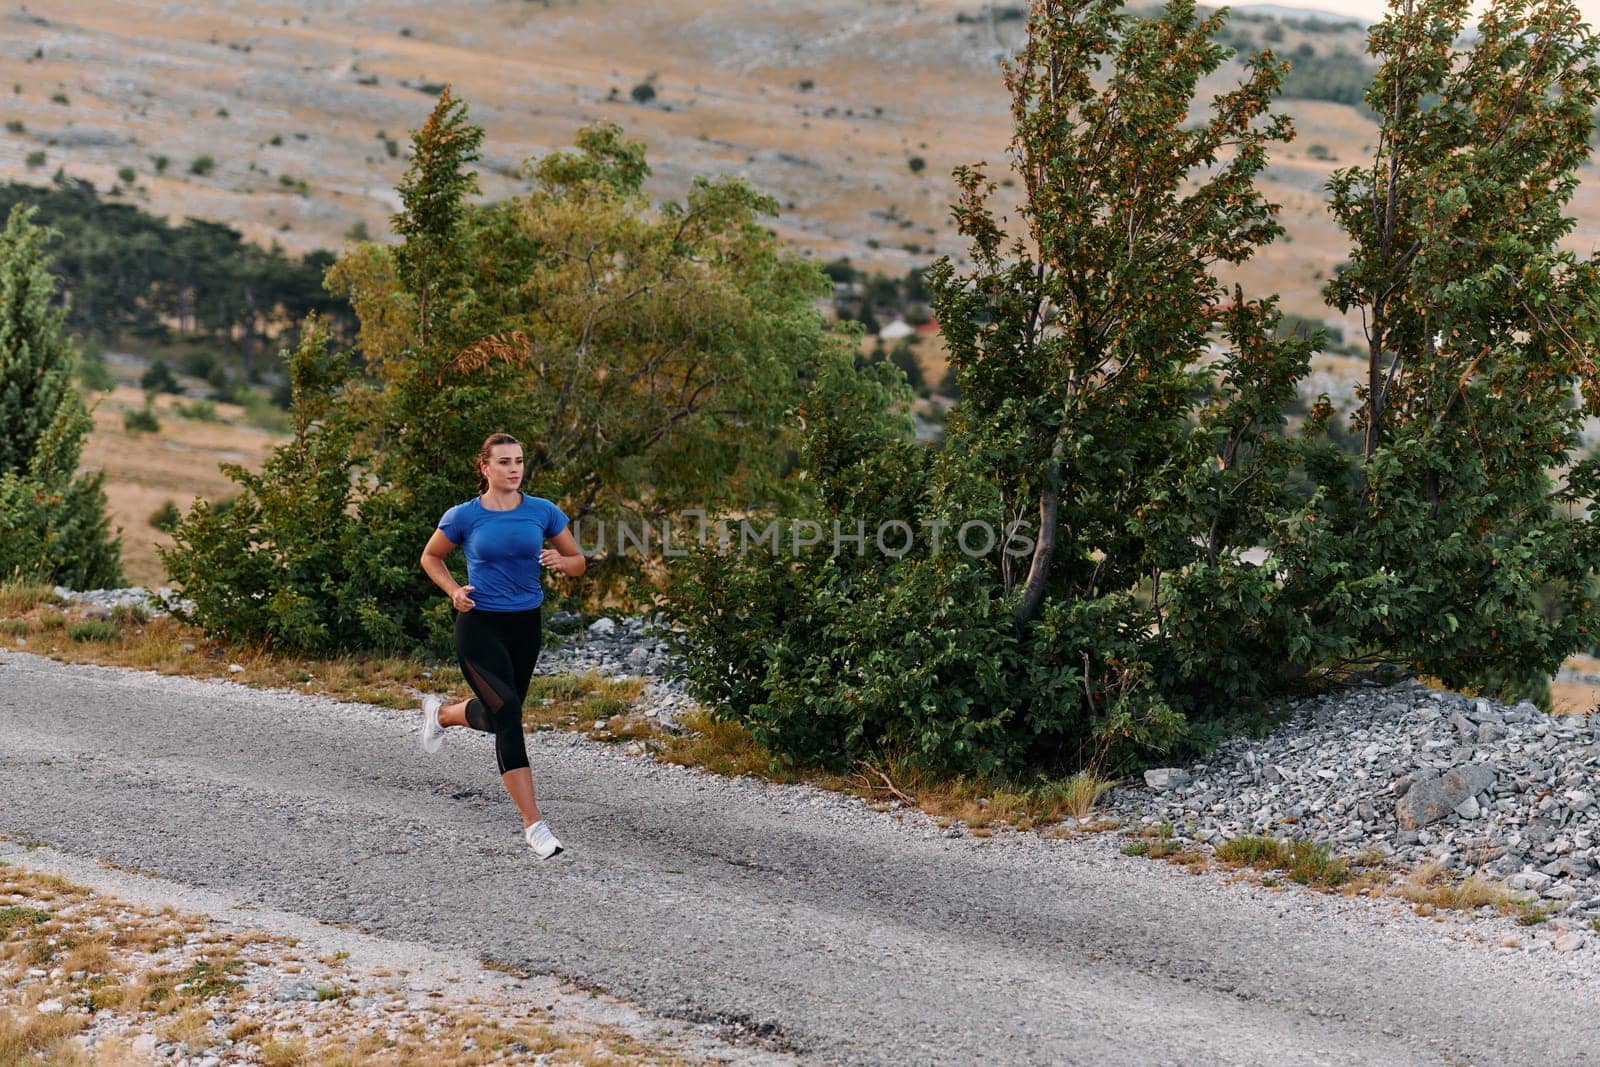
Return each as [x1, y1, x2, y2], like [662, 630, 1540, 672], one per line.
[5, 651, 1600, 1065]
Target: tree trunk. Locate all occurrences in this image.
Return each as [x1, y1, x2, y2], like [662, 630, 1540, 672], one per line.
[1014, 439, 1064, 629]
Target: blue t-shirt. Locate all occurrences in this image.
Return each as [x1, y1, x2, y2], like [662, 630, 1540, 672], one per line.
[437, 494, 569, 612]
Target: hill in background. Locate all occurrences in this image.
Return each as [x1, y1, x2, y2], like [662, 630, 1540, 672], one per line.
[5, 0, 1595, 339]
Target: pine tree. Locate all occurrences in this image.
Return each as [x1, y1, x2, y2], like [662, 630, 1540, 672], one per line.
[0, 204, 122, 587]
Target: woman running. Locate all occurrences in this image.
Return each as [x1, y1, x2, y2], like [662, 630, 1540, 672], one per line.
[418, 432, 586, 859]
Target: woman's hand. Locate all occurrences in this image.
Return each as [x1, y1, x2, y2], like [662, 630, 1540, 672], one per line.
[540, 549, 567, 576]
[451, 585, 476, 612]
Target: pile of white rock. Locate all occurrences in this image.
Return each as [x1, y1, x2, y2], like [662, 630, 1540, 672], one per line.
[1107, 680, 1600, 917]
[540, 613, 696, 731]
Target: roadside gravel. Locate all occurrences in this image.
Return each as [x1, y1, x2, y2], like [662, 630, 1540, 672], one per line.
[8, 650, 1600, 1062]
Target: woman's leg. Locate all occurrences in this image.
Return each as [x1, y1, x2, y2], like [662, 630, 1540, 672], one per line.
[453, 611, 542, 827]
[500, 609, 544, 827]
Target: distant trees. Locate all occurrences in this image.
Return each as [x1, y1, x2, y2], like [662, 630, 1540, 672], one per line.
[0, 205, 122, 587]
[0, 176, 354, 376]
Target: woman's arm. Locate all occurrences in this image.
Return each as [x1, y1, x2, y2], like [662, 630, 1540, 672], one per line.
[421, 529, 476, 611]
[539, 528, 587, 577]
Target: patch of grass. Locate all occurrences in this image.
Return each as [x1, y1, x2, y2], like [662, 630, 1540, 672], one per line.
[112, 601, 150, 626]
[658, 709, 781, 779]
[1215, 835, 1289, 868]
[1045, 772, 1117, 820]
[521, 671, 644, 735]
[0, 905, 51, 933]
[181, 957, 244, 998]
[66, 619, 119, 643]
[1394, 861, 1528, 916]
[0, 579, 59, 614]
[0, 1005, 87, 1064]
[260, 1037, 309, 1067]
[1215, 835, 1350, 888]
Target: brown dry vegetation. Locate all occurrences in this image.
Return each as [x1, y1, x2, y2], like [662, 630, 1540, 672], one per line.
[85, 385, 284, 587]
[0, 861, 691, 1065]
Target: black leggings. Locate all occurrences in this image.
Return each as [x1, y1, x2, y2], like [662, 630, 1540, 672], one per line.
[454, 607, 542, 774]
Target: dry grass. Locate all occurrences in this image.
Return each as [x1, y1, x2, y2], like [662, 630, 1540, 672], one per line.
[0, 861, 694, 1066]
[657, 710, 787, 781]
[1395, 861, 1547, 922]
[522, 672, 648, 739]
[3, 609, 439, 710]
[0, 580, 60, 616]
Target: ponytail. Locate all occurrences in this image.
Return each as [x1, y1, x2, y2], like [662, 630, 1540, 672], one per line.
[475, 432, 520, 493]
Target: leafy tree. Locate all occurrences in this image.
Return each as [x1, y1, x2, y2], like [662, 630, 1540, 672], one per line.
[0, 205, 121, 587]
[668, 0, 1314, 775]
[163, 320, 415, 652]
[1311, 0, 1600, 701]
[170, 89, 849, 651]
[139, 358, 181, 393]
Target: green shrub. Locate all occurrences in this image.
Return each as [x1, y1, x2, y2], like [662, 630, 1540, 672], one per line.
[116, 166, 136, 184]
[152, 154, 169, 173]
[4, 120, 23, 134]
[24, 150, 44, 168]
[123, 404, 160, 433]
[50, 92, 68, 106]
[149, 500, 181, 532]
[66, 619, 117, 642]
[0, 205, 121, 588]
[1282, 48, 1373, 107]
[76, 341, 114, 392]
[111, 601, 149, 625]
[238, 388, 291, 433]
[630, 79, 656, 103]
[139, 359, 182, 393]
[175, 398, 218, 422]
[189, 155, 216, 176]
[907, 155, 926, 173]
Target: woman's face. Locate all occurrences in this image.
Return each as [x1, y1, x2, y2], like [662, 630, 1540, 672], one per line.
[482, 444, 524, 493]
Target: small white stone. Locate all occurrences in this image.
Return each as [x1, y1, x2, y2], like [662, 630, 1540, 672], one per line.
[36, 999, 63, 1015]
[228, 663, 244, 674]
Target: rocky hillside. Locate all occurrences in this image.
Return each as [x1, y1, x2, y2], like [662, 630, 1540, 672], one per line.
[5, 0, 1595, 335]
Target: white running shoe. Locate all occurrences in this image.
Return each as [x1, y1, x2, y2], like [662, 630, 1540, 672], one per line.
[419, 695, 444, 754]
[524, 820, 564, 859]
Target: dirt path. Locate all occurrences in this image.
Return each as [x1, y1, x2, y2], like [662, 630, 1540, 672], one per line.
[4, 651, 1599, 1065]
